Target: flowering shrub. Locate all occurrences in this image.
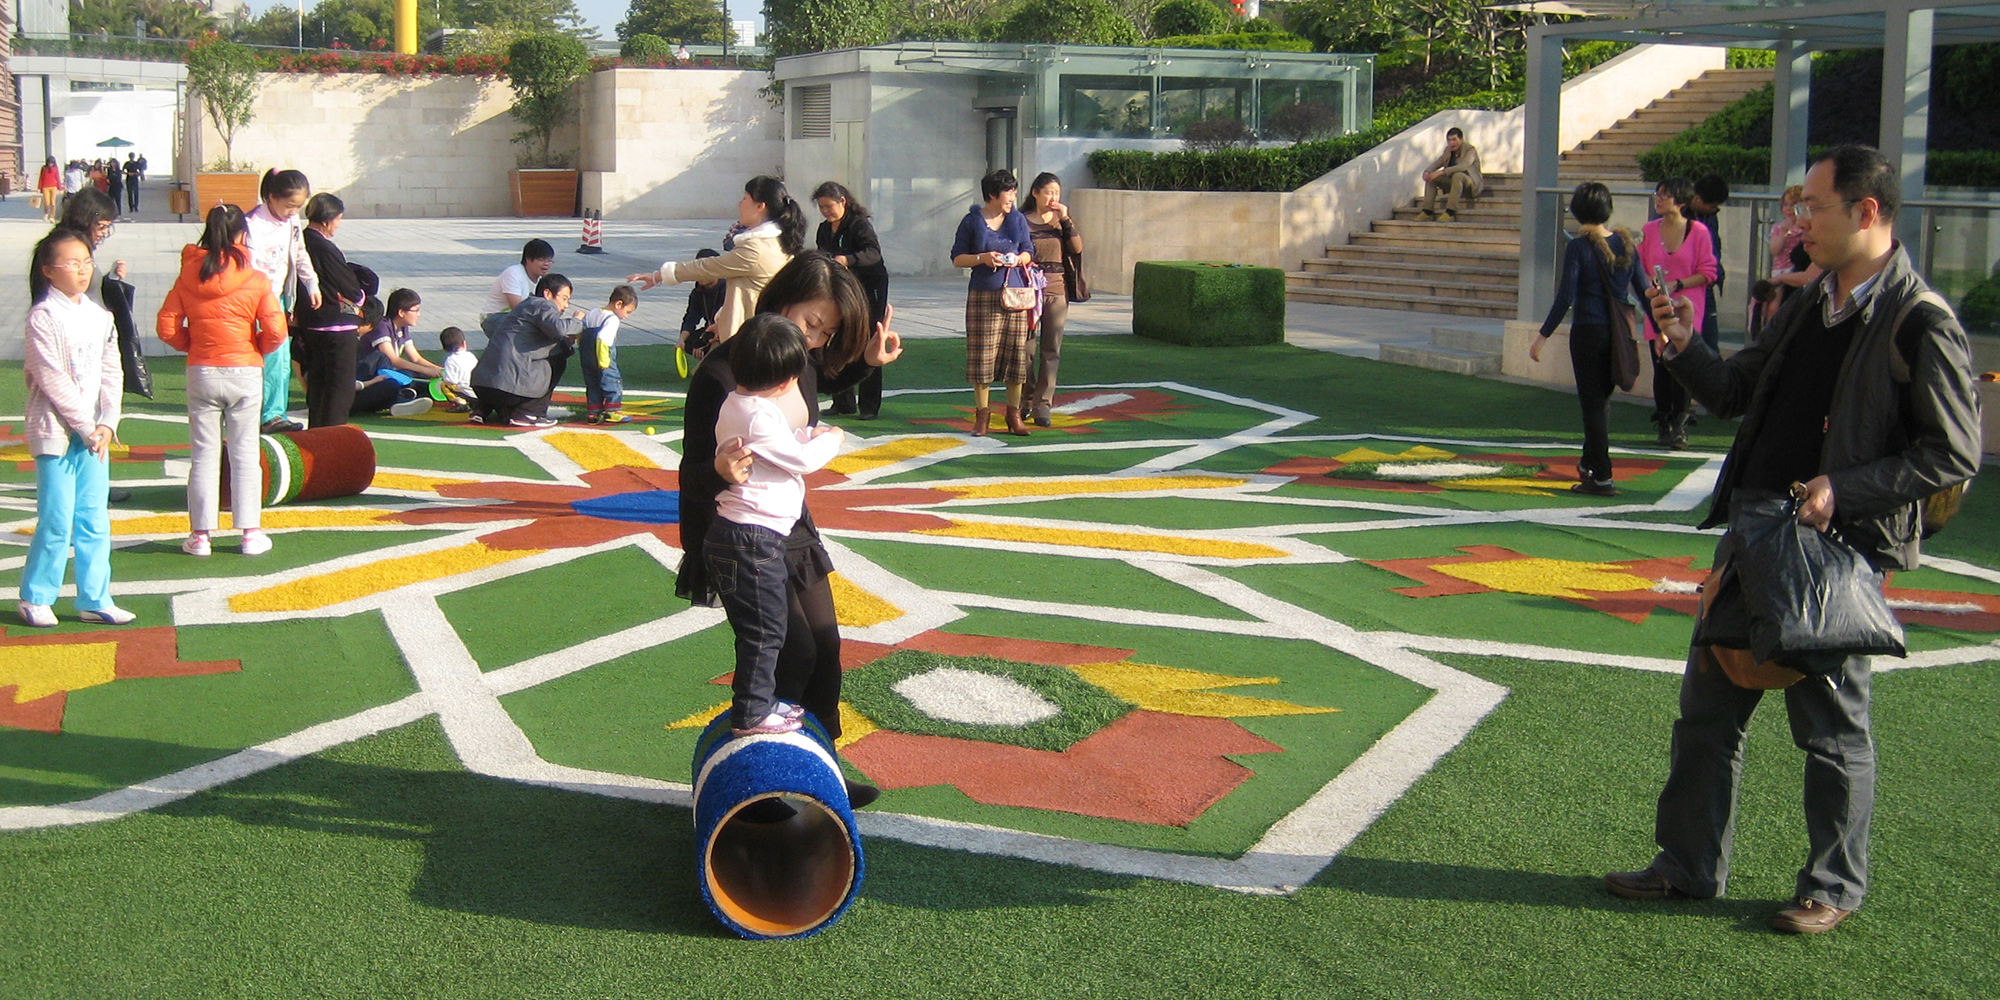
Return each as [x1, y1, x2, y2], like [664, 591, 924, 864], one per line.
[264, 51, 508, 75]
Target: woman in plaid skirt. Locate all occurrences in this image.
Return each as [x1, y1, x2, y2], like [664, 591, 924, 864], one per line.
[949, 169, 1037, 437]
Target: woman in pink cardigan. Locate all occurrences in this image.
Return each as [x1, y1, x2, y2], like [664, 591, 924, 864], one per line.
[17, 228, 130, 627]
[1636, 176, 1718, 450]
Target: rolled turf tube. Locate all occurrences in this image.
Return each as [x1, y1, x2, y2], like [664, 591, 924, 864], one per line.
[252, 425, 378, 504]
[690, 711, 864, 939]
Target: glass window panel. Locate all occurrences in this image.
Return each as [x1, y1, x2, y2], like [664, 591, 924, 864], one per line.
[1257, 81, 1345, 137]
[1061, 75, 1152, 137]
[1158, 77, 1251, 136]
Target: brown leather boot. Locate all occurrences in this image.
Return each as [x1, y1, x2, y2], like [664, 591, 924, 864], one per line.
[1004, 404, 1031, 436]
[971, 407, 990, 437]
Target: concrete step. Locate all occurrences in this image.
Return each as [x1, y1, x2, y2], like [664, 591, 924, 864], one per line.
[1378, 342, 1503, 376]
[1285, 271, 1519, 304]
[1285, 285, 1518, 319]
[1391, 206, 1520, 224]
[1351, 231, 1520, 253]
[1602, 120, 1704, 136]
[1432, 325, 1506, 354]
[1302, 257, 1519, 281]
[1405, 197, 1523, 212]
[1372, 219, 1520, 240]
[1319, 244, 1522, 268]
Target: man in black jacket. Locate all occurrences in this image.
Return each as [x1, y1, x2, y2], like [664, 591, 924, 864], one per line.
[1604, 146, 1982, 934]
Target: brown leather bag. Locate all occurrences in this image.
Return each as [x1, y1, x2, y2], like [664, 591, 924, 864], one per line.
[1696, 561, 1804, 689]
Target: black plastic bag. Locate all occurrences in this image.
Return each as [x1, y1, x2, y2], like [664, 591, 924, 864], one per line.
[100, 276, 153, 399]
[1731, 496, 1906, 665]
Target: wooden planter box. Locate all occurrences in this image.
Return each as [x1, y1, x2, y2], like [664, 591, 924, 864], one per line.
[196, 172, 261, 214]
[511, 169, 579, 217]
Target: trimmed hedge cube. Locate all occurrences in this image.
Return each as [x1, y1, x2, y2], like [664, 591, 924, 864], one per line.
[1132, 261, 1286, 347]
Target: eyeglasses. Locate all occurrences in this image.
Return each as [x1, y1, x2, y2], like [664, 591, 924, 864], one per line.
[1792, 198, 1855, 221]
[46, 258, 96, 272]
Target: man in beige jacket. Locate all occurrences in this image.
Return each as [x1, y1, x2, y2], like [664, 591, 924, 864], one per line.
[1420, 128, 1483, 221]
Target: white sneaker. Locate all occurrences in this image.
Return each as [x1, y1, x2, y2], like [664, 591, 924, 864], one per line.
[78, 606, 137, 625]
[17, 601, 57, 628]
[389, 397, 434, 417]
[240, 529, 273, 556]
[182, 533, 212, 557]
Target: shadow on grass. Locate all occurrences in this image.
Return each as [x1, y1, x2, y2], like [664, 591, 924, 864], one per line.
[1318, 855, 1781, 925]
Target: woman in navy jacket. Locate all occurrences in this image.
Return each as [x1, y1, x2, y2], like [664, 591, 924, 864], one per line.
[949, 169, 1036, 436]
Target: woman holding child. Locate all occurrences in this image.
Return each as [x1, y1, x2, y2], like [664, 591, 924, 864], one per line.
[676, 253, 903, 796]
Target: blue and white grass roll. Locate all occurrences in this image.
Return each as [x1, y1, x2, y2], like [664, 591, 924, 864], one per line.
[690, 711, 864, 939]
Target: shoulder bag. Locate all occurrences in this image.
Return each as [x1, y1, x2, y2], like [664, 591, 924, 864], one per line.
[1886, 290, 1970, 537]
[1592, 245, 1642, 393]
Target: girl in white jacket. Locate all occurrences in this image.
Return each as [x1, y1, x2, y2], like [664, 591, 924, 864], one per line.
[244, 168, 321, 433]
[18, 228, 131, 627]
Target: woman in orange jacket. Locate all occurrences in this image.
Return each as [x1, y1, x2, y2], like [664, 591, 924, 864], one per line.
[157, 205, 288, 558]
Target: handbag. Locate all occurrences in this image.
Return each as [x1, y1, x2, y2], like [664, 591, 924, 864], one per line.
[1063, 228, 1091, 303]
[1000, 263, 1040, 312]
[1591, 244, 1642, 393]
[1886, 290, 1970, 538]
[1729, 490, 1907, 666]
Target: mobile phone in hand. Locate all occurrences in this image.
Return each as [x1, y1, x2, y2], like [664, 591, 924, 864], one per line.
[1651, 265, 1669, 295]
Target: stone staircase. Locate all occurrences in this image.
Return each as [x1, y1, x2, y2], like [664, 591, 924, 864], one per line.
[1285, 66, 1776, 325]
[1557, 66, 1774, 183]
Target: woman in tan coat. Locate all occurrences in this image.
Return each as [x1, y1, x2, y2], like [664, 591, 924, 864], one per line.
[629, 176, 804, 344]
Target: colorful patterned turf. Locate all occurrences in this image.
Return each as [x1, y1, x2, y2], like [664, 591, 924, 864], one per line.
[1, 337, 1996, 997]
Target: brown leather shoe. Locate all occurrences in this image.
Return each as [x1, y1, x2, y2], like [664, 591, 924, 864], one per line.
[1604, 867, 1690, 900]
[1770, 897, 1851, 934]
[971, 406, 990, 437]
[1004, 404, 1031, 436]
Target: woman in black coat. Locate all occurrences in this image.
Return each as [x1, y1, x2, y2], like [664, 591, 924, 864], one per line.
[293, 194, 371, 428]
[678, 252, 901, 800]
[812, 182, 889, 419]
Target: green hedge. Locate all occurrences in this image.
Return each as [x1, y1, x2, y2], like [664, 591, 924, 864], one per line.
[1144, 32, 1313, 52]
[1088, 90, 1520, 192]
[1639, 145, 2000, 188]
[1131, 261, 1286, 346]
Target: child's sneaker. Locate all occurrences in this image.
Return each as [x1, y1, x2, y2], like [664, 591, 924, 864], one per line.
[389, 396, 433, 418]
[599, 412, 633, 424]
[240, 529, 273, 556]
[182, 532, 211, 557]
[77, 606, 137, 625]
[731, 713, 803, 737]
[776, 701, 806, 721]
[17, 601, 57, 628]
[585, 412, 602, 424]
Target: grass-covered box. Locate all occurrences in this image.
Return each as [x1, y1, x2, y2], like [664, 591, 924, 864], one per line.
[1131, 261, 1286, 347]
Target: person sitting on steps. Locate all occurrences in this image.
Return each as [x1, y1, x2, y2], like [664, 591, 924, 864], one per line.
[1419, 127, 1483, 222]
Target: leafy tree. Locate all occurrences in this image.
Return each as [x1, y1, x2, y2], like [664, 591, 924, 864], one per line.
[763, 0, 896, 58]
[618, 0, 727, 43]
[621, 32, 676, 58]
[187, 35, 260, 169]
[71, 0, 218, 39]
[1150, 0, 1229, 40]
[506, 33, 591, 166]
[994, 0, 1139, 46]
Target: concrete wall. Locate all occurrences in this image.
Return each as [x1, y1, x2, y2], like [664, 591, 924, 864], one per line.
[581, 68, 783, 220]
[204, 68, 777, 219]
[860, 74, 987, 278]
[1072, 43, 1732, 294]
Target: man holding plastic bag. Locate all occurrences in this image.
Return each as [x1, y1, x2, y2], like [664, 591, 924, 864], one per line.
[1604, 146, 1982, 934]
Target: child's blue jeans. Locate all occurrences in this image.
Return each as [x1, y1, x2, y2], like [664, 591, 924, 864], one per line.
[22, 433, 113, 611]
[705, 517, 789, 728]
[580, 329, 622, 415]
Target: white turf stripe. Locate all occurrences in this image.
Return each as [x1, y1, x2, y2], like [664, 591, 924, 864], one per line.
[1372, 633, 1687, 674]
[1920, 555, 2000, 586]
[1877, 641, 2000, 672]
[0, 693, 433, 830]
[691, 730, 843, 805]
[484, 606, 726, 696]
[382, 599, 545, 775]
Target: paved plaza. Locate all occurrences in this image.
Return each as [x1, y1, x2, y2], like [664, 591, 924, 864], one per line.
[0, 188, 1477, 361]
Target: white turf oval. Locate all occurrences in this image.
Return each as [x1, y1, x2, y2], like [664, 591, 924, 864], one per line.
[893, 668, 1061, 727]
[1372, 462, 1507, 480]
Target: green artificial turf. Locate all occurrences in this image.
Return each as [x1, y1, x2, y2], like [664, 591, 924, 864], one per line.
[834, 536, 1262, 621]
[436, 545, 681, 672]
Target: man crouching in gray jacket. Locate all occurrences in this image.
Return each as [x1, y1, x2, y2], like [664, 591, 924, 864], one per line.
[1604, 145, 1982, 935]
[471, 273, 584, 428]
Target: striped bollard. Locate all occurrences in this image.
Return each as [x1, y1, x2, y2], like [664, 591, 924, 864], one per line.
[690, 711, 864, 939]
[578, 210, 604, 254]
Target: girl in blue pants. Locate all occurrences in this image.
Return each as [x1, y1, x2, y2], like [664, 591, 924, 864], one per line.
[18, 227, 132, 627]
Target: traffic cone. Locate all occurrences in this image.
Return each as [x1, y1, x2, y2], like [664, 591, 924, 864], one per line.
[578, 209, 604, 254]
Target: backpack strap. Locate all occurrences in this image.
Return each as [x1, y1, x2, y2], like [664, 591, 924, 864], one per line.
[1887, 289, 1950, 384]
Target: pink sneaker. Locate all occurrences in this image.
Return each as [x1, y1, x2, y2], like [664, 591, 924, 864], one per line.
[731, 713, 803, 737]
[776, 701, 806, 721]
[182, 532, 211, 557]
